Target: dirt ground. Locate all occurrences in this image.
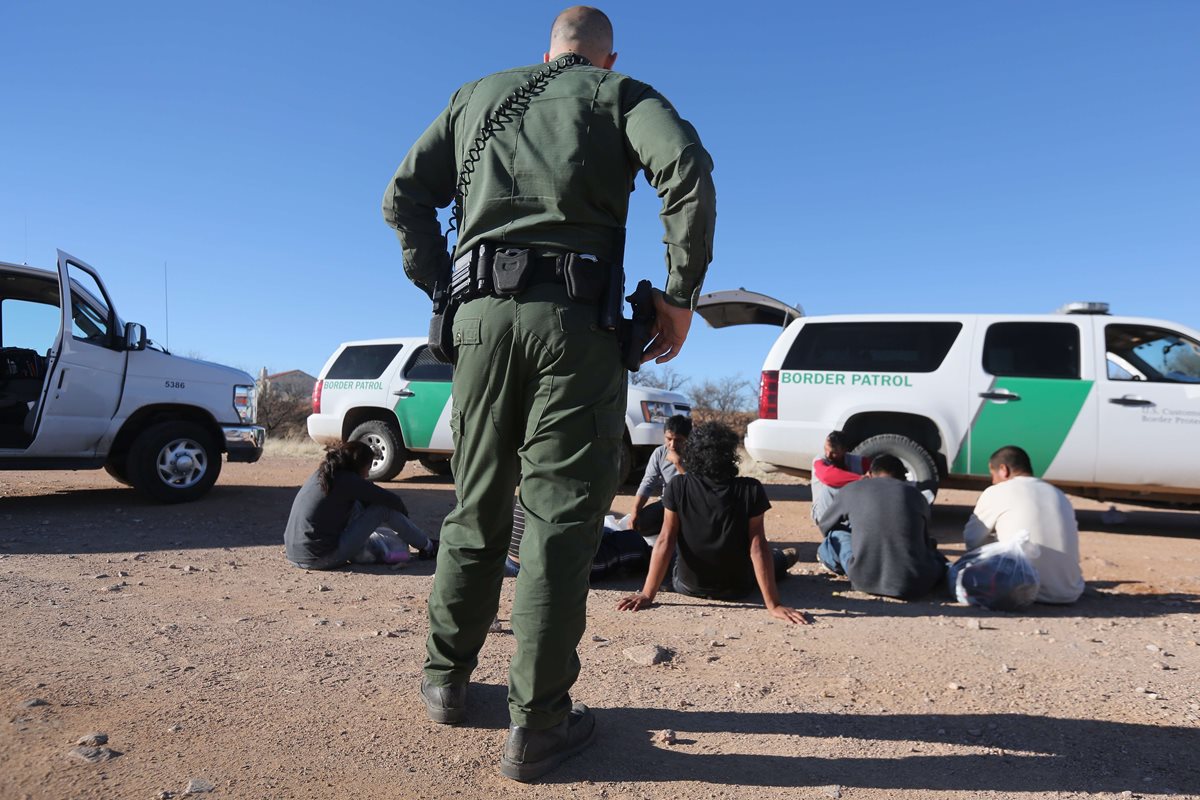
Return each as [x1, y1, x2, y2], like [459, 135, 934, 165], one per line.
[2, 448, 1199, 800]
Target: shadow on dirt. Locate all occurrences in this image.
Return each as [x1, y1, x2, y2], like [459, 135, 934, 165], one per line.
[0, 483, 456, 555]
[571, 707, 1197, 792]
[412, 681, 1196, 793]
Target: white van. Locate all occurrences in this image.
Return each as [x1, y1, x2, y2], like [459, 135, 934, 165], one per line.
[0, 251, 264, 502]
[307, 337, 691, 483]
[697, 293, 1200, 506]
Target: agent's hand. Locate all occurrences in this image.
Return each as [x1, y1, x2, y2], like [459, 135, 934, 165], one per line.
[628, 509, 640, 531]
[617, 592, 655, 612]
[767, 605, 811, 625]
[642, 291, 693, 365]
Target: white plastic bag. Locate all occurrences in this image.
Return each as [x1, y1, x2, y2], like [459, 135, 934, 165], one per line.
[353, 529, 411, 565]
[950, 531, 1040, 611]
[604, 513, 632, 531]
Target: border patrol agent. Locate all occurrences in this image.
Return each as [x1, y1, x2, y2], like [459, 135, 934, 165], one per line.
[382, 6, 715, 782]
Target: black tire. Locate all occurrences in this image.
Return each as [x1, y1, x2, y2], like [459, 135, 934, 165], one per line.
[418, 455, 452, 477]
[350, 420, 406, 482]
[127, 421, 222, 503]
[103, 459, 133, 487]
[616, 437, 634, 486]
[852, 434, 939, 497]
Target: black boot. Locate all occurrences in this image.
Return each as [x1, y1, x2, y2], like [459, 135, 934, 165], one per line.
[499, 703, 595, 783]
[417, 538, 440, 561]
[419, 677, 466, 724]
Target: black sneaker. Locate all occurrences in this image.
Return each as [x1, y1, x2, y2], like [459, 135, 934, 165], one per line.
[499, 703, 596, 783]
[417, 538, 440, 561]
[781, 547, 799, 569]
[420, 677, 466, 724]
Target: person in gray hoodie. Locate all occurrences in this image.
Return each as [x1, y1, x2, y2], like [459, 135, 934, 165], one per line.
[816, 455, 946, 600]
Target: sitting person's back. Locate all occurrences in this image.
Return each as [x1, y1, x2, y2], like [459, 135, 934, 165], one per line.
[818, 455, 945, 599]
[617, 422, 808, 624]
[666, 472, 763, 599]
[964, 446, 1084, 604]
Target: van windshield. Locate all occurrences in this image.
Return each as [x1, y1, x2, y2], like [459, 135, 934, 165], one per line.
[1105, 325, 1200, 384]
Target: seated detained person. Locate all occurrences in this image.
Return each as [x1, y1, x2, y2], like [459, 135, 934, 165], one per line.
[285, 441, 437, 570]
[616, 422, 808, 624]
[629, 414, 690, 536]
[816, 455, 946, 600]
[963, 445, 1085, 604]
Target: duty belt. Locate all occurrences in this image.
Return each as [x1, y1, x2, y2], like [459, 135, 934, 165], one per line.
[449, 243, 604, 304]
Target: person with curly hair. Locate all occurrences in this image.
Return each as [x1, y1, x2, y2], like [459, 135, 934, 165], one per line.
[284, 440, 437, 570]
[617, 422, 809, 624]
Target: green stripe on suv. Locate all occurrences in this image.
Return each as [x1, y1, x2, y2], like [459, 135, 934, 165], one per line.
[393, 381, 453, 449]
[963, 377, 1094, 477]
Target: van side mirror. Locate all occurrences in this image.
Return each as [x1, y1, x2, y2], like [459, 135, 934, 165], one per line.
[124, 322, 147, 352]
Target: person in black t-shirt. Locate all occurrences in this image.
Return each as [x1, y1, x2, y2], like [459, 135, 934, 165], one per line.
[285, 441, 437, 570]
[617, 423, 809, 624]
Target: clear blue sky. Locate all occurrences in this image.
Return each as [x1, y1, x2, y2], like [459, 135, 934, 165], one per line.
[2, 1, 1197, 392]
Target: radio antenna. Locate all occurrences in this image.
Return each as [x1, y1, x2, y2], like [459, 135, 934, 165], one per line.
[163, 260, 170, 350]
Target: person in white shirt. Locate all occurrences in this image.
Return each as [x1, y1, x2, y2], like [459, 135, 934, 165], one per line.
[963, 445, 1085, 604]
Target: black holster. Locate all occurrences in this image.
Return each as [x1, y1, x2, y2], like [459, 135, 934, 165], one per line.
[427, 281, 456, 364]
[618, 279, 657, 372]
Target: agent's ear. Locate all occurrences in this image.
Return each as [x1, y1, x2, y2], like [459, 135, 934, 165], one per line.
[602, 51, 618, 69]
[544, 52, 551, 63]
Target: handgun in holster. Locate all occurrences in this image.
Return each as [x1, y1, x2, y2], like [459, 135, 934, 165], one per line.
[618, 279, 657, 373]
[427, 278, 456, 364]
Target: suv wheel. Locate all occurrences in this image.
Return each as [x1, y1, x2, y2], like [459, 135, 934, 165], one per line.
[852, 434, 939, 497]
[350, 420, 406, 482]
[128, 421, 222, 503]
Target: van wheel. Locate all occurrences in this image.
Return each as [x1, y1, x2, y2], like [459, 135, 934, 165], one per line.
[852, 434, 939, 498]
[418, 456, 452, 477]
[103, 459, 133, 487]
[350, 420, 406, 482]
[128, 421, 222, 503]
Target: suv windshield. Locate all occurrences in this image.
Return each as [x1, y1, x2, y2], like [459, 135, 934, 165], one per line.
[1106, 324, 1200, 383]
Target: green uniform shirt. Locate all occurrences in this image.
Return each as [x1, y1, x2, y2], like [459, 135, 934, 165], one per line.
[382, 58, 716, 309]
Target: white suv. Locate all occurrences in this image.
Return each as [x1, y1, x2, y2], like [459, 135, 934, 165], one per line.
[307, 337, 690, 483]
[697, 292, 1200, 506]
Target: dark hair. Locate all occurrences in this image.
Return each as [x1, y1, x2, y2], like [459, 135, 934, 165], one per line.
[826, 430, 849, 448]
[318, 440, 375, 492]
[681, 421, 740, 483]
[989, 445, 1033, 475]
[664, 415, 692, 437]
[868, 454, 907, 479]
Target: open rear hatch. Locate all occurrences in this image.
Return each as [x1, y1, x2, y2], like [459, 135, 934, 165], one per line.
[694, 289, 803, 329]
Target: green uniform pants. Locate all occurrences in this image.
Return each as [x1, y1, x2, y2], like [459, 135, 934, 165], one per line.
[424, 283, 627, 730]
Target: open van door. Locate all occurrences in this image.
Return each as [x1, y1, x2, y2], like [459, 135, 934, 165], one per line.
[695, 289, 803, 329]
[26, 252, 127, 456]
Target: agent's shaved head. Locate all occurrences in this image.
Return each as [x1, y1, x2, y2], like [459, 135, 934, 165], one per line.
[548, 6, 616, 69]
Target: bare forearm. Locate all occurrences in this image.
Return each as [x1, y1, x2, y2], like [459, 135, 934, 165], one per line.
[749, 537, 782, 609]
[639, 537, 674, 599]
